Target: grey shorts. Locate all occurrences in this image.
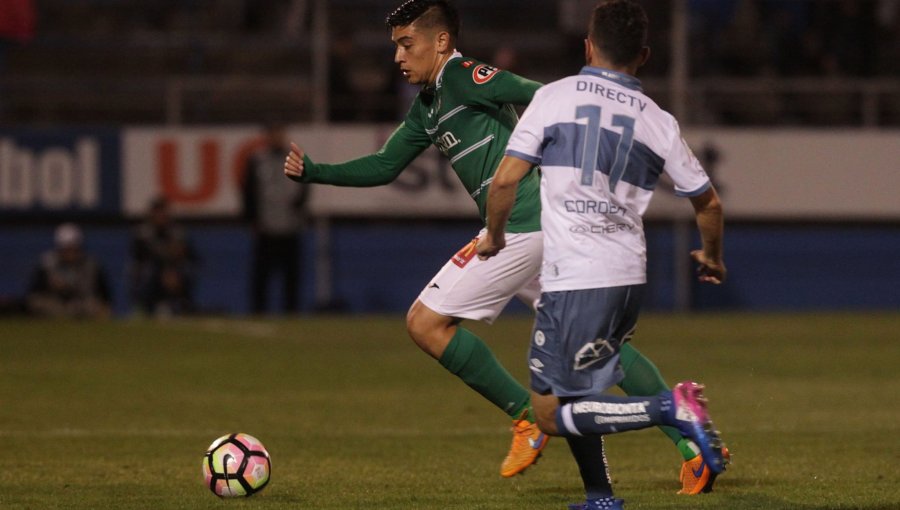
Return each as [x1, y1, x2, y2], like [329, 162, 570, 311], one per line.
[528, 285, 644, 398]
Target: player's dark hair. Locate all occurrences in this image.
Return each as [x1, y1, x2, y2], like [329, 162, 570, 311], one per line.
[589, 0, 648, 66]
[386, 0, 459, 42]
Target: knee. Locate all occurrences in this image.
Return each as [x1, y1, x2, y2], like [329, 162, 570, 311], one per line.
[405, 301, 449, 358]
[405, 304, 428, 345]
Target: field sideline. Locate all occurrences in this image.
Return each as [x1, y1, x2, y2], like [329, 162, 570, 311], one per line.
[1, 312, 898, 509]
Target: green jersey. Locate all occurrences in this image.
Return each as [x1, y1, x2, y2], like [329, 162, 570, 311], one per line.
[296, 53, 543, 233]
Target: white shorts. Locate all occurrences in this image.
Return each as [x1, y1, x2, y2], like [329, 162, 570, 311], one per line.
[417, 229, 543, 324]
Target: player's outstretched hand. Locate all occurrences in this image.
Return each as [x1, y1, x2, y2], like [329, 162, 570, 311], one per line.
[476, 234, 506, 261]
[284, 142, 305, 179]
[691, 250, 726, 284]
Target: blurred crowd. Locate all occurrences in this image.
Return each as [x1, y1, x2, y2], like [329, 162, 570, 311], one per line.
[2, 123, 312, 320]
[1, 0, 897, 125]
[16, 198, 197, 320]
[19, 0, 898, 79]
[688, 0, 899, 77]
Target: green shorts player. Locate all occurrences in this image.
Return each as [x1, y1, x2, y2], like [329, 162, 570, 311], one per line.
[284, 0, 723, 492]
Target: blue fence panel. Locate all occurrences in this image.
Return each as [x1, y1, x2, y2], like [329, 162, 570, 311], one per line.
[1, 222, 897, 316]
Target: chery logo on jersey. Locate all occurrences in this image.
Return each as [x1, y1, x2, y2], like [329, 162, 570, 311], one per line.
[472, 64, 499, 84]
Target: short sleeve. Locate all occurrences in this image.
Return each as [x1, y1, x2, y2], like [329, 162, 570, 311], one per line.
[664, 121, 710, 197]
[445, 60, 541, 108]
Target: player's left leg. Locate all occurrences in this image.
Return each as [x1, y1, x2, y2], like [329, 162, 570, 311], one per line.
[406, 301, 548, 477]
[554, 385, 727, 474]
[533, 384, 726, 507]
[411, 230, 547, 477]
[407, 300, 530, 415]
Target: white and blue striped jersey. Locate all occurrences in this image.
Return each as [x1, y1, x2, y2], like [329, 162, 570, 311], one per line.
[505, 66, 710, 292]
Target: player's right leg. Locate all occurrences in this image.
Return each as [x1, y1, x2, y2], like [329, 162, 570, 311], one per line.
[409, 230, 547, 477]
[553, 387, 726, 473]
[529, 285, 726, 506]
[406, 301, 548, 477]
[520, 280, 729, 494]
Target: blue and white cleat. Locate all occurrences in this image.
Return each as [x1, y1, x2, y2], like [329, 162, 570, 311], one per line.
[667, 381, 726, 475]
[567, 497, 625, 510]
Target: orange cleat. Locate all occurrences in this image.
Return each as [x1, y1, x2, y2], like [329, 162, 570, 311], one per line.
[500, 417, 549, 477]
[678, 446, 731, 495]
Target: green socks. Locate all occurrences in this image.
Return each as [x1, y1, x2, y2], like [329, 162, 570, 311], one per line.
[618, 342, 699, 461]
[439, 327, 531, 420]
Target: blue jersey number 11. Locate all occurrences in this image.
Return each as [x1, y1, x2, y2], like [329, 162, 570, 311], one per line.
[575, 104, 636, 193]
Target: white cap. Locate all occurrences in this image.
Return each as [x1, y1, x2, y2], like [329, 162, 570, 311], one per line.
[54, 223, 83, 248]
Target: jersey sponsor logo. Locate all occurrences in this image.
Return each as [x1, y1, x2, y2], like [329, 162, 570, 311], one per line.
[451, 238, 478, 268]
[564, 199, 627, 216]
[435, 131, 461, 155]
[472, 64, 499, 84]
[461, 60, 474, 68]
[576, 80, 648, 111]
[568, 223, 635, 235]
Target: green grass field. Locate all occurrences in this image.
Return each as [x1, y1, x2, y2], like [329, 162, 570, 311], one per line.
[2, 312, 899, 509]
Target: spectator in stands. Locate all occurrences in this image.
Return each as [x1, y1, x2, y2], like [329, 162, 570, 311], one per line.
[242, 122, 310, 314]
[26, 223, 112, 319]
[129, 196, 198, 317]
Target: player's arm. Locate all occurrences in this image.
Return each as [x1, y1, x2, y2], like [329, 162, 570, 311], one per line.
[476, 155, 533, 260]
[689, 186, 726, 284]
[663, 121, 726, 284]
[454, 62, 542, 107]
[477, 85, 549, 259]
[284, 120, 430, 187]
[485, 70, 542, 106]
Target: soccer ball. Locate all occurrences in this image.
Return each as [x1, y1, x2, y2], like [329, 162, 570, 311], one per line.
[202, 433, 271, 497]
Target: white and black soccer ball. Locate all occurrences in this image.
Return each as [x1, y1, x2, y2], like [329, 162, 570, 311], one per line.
[202, 433, 271, 497]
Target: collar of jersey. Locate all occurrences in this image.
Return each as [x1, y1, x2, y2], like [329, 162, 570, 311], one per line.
[579, 66, 643, 92]
[433, 50, 463, 90]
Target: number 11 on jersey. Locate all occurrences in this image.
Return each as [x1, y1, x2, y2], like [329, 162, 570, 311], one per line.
[575, 104, 636, 194]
